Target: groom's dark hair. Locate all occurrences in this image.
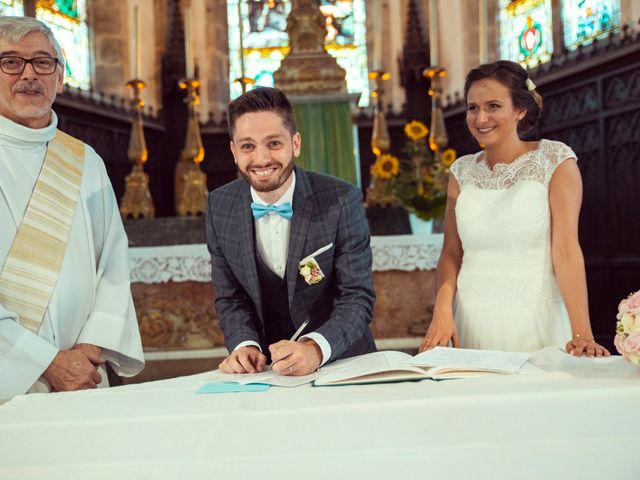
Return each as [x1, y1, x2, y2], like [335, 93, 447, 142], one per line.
[227, 87, 297, 138]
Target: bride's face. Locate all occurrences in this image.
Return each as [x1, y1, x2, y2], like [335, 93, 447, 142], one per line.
[465, 78, 526, 148]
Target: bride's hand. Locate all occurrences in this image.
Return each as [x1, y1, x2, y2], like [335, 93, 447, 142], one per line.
[566, 338, 610, 357]
[419, 309, 459, 352]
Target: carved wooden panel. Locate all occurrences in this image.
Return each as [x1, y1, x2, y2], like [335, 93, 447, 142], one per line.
[540, 83, 599, 129]
[546, 123, 605, 257]
[607, 109, 640, 257]
[603, 68, 640, 109]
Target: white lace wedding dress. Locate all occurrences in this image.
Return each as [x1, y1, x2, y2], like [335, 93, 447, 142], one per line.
[450, 139, 574, 351]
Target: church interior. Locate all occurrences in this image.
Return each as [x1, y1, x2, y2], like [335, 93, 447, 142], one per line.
[2, 0, 639, 383]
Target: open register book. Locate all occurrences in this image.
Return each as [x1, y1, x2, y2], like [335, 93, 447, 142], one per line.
[208, 347, 531, 388]
[312, 347, 532, 386]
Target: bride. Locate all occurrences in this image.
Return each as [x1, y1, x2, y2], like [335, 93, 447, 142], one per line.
[419, 60, 609, 357]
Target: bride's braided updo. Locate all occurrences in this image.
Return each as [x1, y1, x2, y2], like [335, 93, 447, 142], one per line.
[464, 60, 543, 136]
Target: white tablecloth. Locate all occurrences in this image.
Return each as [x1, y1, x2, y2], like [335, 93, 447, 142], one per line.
[128, 234, 444, 283]
[1, 348, 639, 480]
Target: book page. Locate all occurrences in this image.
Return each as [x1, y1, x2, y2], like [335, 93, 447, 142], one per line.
[315, 351, 425, 385]
[408, 346, 531, 374]
[320, 350, 413, 373]
[208, 370, 320, 387]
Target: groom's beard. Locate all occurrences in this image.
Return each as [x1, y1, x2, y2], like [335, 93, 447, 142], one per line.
[239, 157, 295, 193]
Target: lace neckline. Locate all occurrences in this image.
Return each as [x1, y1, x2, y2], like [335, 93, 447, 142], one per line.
[475, 140, 544, 173]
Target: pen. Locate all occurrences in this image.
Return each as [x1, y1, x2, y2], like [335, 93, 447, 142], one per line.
[269, 317, 310, 369]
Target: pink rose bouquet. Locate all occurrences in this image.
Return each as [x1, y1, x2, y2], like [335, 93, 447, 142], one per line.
[615, 290, 640, 366]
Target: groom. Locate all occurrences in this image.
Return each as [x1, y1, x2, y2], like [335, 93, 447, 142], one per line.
[206, 87, 375, 376]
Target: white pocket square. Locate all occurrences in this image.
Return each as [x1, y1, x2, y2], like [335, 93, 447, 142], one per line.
[302, 243, 334, 262]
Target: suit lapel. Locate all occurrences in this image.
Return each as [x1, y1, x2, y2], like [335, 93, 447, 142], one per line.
[286, 167, 314, 310]
[236, 185, 262, 316]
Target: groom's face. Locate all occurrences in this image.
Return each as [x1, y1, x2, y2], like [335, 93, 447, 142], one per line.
[230, 110, 300, 196]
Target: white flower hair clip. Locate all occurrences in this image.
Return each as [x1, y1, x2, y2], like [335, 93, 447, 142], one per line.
[526, 78, 537, 91]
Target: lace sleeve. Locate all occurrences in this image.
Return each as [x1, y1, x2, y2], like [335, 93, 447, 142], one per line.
[450, 154, 472, 187]
[543, 140, 578, 186]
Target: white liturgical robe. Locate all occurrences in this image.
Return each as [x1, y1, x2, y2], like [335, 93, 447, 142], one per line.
[0, 112, 145, 400]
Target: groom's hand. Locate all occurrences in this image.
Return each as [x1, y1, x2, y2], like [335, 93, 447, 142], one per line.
[219, 346, 267, 374]
[270, 339, 322, 376]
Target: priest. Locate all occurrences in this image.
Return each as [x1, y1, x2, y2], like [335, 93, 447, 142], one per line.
[0, 16, 144, 399]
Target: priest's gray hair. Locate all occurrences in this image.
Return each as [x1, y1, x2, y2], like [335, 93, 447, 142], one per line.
[0, 16, 65, 67]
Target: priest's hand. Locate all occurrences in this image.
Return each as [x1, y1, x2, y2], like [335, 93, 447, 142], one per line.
[43, 343, 105, 392]
[270, 338, 322, 376]
[72, 343, 105, 362]
[219, 346, 267, 374]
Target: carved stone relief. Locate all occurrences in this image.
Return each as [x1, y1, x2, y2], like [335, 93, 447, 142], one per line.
[132, 282, 224, 350]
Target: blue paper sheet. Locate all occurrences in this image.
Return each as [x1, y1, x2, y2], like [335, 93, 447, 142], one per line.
[196, 382, 271, 394]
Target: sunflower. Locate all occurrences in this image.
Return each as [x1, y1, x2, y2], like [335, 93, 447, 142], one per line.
[404, 120, 429, 141]
[372, 153, 400, 179]
[441, 148, 457, 167]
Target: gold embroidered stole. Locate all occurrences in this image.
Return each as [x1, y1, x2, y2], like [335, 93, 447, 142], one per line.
[0, 130, 85, 333]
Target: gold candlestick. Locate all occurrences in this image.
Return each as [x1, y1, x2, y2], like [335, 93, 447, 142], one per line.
[120, 79, 155, 219]
[234, 76, 256, 94]
[368, 70, 391, 156]
[365, 70, 398, 208]
[175, 78, 207, 216]
[423, 67, 449, 162]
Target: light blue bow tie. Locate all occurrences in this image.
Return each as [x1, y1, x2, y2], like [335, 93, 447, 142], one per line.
[250, 202, 293, 220]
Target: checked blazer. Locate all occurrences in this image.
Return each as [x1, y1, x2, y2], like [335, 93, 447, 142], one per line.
[205, 166, 376, 363]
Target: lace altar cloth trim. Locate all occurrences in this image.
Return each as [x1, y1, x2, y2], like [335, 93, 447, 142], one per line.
[129, 235, 444, 284]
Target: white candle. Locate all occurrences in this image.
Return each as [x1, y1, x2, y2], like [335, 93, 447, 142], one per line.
[372, 0, 381, 71]
[428, 0, 439, 66]
[237, 0, 245, 81]
[133, 6, 142, 79]
[184, 4, 194, 78]
[479, 0, 488, 64]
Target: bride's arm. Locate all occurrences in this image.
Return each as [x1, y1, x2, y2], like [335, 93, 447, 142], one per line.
[419, 175, 463, 351]
[549, 159, 610, 357]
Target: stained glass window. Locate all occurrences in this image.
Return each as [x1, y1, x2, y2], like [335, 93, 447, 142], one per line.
[0, 0, 24, 16]
[562, 0, 620, 49]
[36, 0, 90, 89]
[227, 0, 369, 106]
[499, 0, 553, 68]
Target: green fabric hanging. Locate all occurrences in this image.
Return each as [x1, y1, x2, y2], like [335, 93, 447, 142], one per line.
[292, 101, 357, 186]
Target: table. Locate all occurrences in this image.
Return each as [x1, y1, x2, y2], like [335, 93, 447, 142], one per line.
[1, 348, 639, 480]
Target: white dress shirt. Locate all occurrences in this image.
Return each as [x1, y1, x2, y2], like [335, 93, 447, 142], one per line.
[234, 172, 331, 365]
[252, 173, 295, 279]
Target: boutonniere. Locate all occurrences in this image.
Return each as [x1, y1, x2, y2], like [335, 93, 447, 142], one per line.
[298, 243, 333, 285]
[299, 258, 324, 285]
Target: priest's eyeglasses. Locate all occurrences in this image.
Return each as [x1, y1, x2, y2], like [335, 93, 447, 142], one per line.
[0, 56, 60, 75]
